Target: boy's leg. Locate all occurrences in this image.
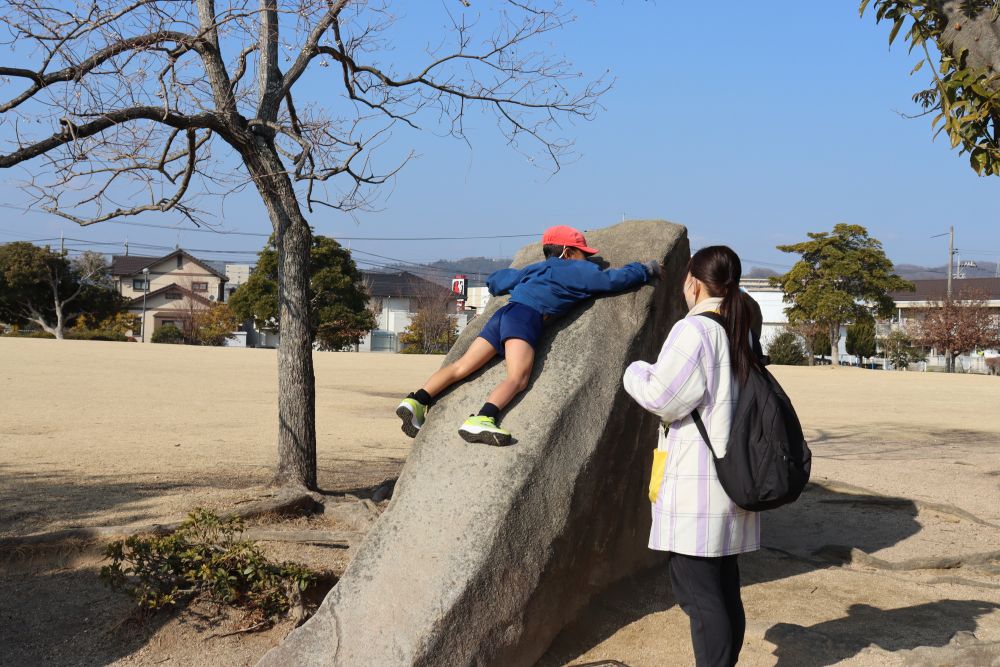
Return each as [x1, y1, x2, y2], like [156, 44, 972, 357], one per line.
[485, 338, 535, 410]
[423, 337, 498, 397]
[397, 337, 497, 438]
[459, 338, 534, 447]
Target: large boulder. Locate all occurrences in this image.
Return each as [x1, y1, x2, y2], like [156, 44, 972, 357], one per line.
[259, 220, 690, 667]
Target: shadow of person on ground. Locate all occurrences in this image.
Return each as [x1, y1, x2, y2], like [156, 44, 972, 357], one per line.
[765, 599, 1000, 666]
[760, 482, 922, 567]
[539, 483, 925, 665]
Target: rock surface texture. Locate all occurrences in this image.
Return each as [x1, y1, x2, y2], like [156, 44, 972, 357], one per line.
[258, 220, 690, 667]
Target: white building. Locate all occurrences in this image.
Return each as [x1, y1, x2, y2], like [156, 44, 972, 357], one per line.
[739, 278, 787, 349]
[224, 263, 254, 302]
[465, 284, 491, 314]
[741, 277, 850, 360]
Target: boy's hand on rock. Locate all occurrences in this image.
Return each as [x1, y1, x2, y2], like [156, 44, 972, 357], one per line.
[644, 260, 663, 282]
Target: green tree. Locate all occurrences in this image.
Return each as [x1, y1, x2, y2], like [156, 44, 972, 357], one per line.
[0, 243, 121, 339]
[767, 331, 806, 366]
[863, 1, 1000, 176]
[879, 329, 925, 371]
[151, 324, 185, 345]
[771, 224, 913, 366]
[230, 235, 376, 352]
[846, 318, 878, 367]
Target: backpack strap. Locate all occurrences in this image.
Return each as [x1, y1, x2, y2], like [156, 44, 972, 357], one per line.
[690, 408, 719, 459]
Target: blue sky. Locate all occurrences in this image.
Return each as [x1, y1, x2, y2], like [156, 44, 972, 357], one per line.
[2, 1, 998, 272]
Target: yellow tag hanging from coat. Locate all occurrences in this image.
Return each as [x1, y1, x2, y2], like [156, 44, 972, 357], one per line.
[649, 449, 668, 504]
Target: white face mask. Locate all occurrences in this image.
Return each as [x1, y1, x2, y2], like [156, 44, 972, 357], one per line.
[683, 274, 699, 310]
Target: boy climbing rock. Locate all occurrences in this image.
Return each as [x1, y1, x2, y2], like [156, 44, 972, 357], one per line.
[396, 225, 659, 446]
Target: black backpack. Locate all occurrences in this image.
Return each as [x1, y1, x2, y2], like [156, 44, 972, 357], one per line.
[690, 312, 812, 512]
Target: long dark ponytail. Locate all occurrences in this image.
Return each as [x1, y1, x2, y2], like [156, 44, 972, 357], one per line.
[688, 246, 762, 383]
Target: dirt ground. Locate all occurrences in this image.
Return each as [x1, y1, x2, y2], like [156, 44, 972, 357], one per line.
[2, 337, 999, 666]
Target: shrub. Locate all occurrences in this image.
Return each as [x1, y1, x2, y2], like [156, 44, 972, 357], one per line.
[101, 509, 317, 619]
[2, 328, 127, 341]
[987, 357, 1000, 376]
[151, 324, 185, 344]
[768, 331, 806, 366]
[68, 330, 129, 342]
[2, 330, 54, 338]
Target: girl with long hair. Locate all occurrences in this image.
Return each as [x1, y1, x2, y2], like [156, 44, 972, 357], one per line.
[623, 245, 762, 666]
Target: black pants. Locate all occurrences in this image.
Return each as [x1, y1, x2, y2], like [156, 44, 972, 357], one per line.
[669, 553, 745, 667]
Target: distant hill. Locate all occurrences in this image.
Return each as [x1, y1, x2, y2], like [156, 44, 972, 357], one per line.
[745, 266, 780, 278]
[895, 262, 997, 280]
[746, 262, 997, 281]
[381, 256, 512, 286]
[423, 256, 511, 278]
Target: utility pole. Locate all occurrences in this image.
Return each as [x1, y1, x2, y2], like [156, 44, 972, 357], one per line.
[946, 226, 954, 373]
[947, 225, 954, 299]
[60, 230, 64, 256]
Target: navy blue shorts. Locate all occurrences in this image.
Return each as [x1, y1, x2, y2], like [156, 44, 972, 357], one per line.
[478, 302, 544, 357]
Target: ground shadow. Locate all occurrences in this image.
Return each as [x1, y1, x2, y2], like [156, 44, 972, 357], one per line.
[765, 599, 1000, 666]
[0, 559, 171, 667]
[540, 482, 926, 665]
[0, 463, 246, 537]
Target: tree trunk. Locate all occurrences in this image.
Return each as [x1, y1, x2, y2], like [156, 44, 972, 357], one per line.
[242, 137, 317, 490]
[829, 323, 840, 366]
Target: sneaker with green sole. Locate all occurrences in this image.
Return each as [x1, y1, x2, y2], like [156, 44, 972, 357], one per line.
[458, 415, 513, 447]
[396, 397, 427, 438]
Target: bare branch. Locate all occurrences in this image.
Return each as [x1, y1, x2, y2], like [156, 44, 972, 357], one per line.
[42, 129, 200, 226]
[0, 31, 203, 113]
[0, 108, 218, 168]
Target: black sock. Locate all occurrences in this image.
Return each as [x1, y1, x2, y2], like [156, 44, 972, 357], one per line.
[477, 402, 500, 420]
[410, 389, 432, 406]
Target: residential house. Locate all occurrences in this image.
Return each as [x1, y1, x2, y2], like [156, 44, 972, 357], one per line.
[111, 249, 229, 342]
[358, 271, 463, 352]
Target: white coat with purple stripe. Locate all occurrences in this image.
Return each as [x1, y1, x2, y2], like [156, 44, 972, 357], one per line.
[623, 296, 760, 557]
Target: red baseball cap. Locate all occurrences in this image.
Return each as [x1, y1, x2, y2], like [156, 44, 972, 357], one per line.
[542, 225, 598, 255]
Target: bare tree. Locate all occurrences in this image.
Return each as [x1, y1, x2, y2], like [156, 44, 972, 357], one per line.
[912, 289, 1000, 372]
[0, 1, 605, 490]
[400, 287, 459, 354]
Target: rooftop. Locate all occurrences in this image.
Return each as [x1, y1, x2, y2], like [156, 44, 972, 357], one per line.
[890, 277, 1000, 303]
[363, 270, 452, 299]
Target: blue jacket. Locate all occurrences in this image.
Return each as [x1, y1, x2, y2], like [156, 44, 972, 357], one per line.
[486, 258, 650, 317]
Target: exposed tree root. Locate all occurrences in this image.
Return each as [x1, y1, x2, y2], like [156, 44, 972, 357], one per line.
[812, 545, 1000, 572]
[242, 529, 354, 548]
[926, 576, 1000, 591]
[811, 479, 1000, 529]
